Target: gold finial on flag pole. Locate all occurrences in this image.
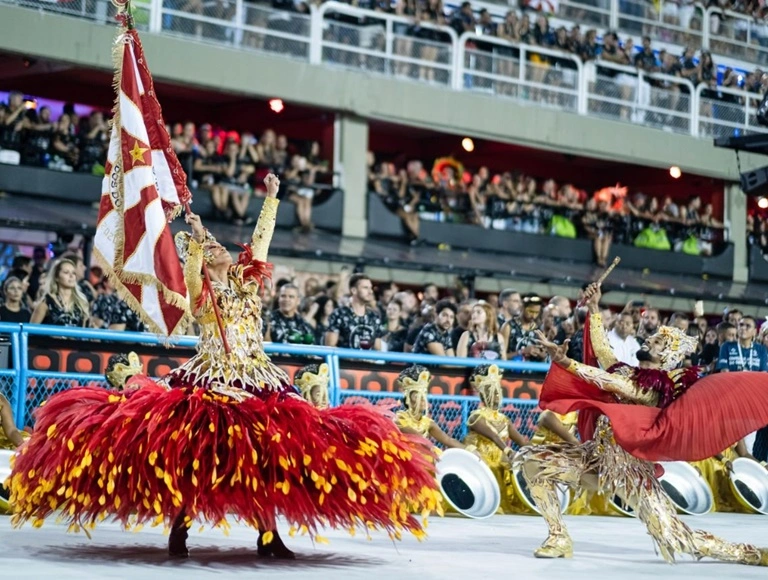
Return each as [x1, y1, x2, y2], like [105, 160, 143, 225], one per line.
[595, 256, 621, 286]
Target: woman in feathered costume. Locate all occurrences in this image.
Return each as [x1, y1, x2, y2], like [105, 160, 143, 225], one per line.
[8, 174, 442, 558]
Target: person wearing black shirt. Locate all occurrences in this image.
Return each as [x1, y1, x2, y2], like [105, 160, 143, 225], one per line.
[412, 300, 456, 356]
[21, 106, 53, 167]
[380, 299, 408, 352]
[268, 284, 315, 345]
[0, 278, 30, 323]
[326, 274, 382, 350]
[634, 36, 658, 75]
[77, 111, 108, 173]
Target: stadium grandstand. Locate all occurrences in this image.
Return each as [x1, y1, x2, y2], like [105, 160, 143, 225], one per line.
[2, 0, 768, 575]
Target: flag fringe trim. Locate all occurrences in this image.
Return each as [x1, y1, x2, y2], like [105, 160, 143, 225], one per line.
[93, 247, 193, 337]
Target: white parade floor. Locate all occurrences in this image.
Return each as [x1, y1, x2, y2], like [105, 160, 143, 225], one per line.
[1, 512, 767, 579]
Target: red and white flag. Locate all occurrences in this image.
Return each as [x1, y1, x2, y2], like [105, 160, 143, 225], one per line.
[94, 27, 191, 336]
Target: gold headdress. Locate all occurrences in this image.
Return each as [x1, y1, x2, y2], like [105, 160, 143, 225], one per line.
[105, 352, 143, 389]
[174, 230, 218, 265]
[470, 364, 503, 410]
[398, 365, 431, 418]
[295, 363, 330, 409]
[656, 326, 698, 370]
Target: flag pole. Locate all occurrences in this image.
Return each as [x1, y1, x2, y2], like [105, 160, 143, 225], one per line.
[185, 203, 231, 354]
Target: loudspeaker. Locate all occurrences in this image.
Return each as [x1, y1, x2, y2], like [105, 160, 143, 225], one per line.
[740, 166, 768, 197]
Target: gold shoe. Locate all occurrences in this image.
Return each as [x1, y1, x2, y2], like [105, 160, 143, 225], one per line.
[534, 534, 573, 559]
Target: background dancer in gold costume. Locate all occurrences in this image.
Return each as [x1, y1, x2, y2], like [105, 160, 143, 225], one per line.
[463, 364, 527, 513]
[395, 365, 473, 451]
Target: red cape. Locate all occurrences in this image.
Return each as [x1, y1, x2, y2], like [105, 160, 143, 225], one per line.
[540, 362, 768, 462]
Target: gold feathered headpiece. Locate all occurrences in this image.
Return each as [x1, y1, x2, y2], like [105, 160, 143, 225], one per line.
[398, 366, 431, 417]
[656, 326, 698, 370]
[174, 230, 218, 265]
[105, 352, 143, 389]
[470, 364, 503, 409]
[295, 363, 330, 409]
[398, 367, 430, 398]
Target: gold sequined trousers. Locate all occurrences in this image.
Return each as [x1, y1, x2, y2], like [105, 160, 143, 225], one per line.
[515, 416, 765, 565]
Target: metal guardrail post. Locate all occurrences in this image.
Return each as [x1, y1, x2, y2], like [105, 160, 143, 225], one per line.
[454, 35, 466, 91]
[609, 0, 619, 30]
[309, 3, 323, 65]
[233, 0, 244, 47]
[459, 399, 469, 441]
[9, 325, 21, 423]
[692, 83, 704, 139]
[149, 0, 162, 33]
[17, 330, 29, 428]
[329, 354, 341, 407]
[702, 6, 711, 50]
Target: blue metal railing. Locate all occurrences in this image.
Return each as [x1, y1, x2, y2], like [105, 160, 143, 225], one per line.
[0, 322, 549, 436]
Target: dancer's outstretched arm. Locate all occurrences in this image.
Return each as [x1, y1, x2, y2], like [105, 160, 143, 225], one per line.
[537, 331, 659, 406]
[251, 173, 281, 262]
[582, 283, 618, 370]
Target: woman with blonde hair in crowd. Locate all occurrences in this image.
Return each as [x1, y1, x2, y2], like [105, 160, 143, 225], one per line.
[0, 277, 31, 323]
[457, 301, 507, 360]
[29, 259, 90, 327]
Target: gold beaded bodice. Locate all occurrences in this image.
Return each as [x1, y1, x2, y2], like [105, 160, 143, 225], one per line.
[466, 407, 510, 442]
[164, 198, 289, 392]
[395, 411, 432, 438]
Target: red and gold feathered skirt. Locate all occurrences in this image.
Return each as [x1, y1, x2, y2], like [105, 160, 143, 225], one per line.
[7, 376, 442, 542]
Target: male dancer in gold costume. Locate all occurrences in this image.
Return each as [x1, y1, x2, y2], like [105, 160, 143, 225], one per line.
[518, 282, 768, 566]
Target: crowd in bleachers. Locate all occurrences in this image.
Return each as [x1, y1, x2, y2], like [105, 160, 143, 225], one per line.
[369, 152, 726, 263]
[171, 122, 329, 230]
[0, 92, 329, 231]
[238, 0, 768, 93]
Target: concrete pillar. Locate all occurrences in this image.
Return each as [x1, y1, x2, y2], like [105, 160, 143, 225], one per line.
[334, 114, 369, 239]
[725, 183, 748, 283]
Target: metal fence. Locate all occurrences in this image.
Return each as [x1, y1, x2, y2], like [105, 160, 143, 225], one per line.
[457, 33, 584, 114]
[706, 7, 768, 67]
[0, 323, 548, 437]
[696, 83, 767, 139]
[6, 0, 767, 67]
[585, 61, 696, 136]
[5, 0, 768, 139]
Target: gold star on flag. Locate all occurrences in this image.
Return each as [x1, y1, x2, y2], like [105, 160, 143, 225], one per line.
[129, 140, 149, 164]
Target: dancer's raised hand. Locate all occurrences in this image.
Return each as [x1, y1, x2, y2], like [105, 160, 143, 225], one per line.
[535, 330, 570, 366]
[583, 282, 602, 313]
[185, 212, 205, 242]
[264, 173, 280, 198]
